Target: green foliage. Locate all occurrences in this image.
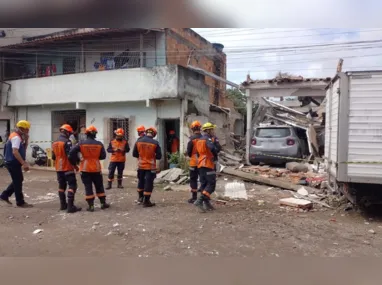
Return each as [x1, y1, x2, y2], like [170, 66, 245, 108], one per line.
[178, 154, 189, 171]
[168, 152, 180, 165]
[226, 88, 247, 117]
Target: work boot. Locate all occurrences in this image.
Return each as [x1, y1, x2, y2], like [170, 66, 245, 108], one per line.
[86, 201, 95, 212]
[67, 199, 82, 213]
[0, 197, 12, 206]
[194, 195, 206, 213]
[17, 202, 33, 208]
[117, 180, 124, 189]
[136, 192, 144, 204]
[204, 200, 215, 211]
[105, 181, 112, 190]
[59, 192, 67, 211]
[187, 192, 197, 204]
[142, 196, 156, 207]
[99, 197, 110, 210]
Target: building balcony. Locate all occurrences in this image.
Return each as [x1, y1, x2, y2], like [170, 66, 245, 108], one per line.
[2, 65, 210, 107]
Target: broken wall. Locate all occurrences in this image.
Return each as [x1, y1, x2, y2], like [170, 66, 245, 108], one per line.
[165, 28, 229, 107]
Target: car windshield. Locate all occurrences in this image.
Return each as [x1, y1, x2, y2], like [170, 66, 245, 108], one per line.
[256, 128, 291, 138]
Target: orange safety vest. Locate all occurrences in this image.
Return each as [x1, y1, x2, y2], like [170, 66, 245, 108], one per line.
[110, 139, 128, 163]
[196, 137, 215, 169]
[135, 140, 159, 170]
[189, 134, 202, 167]
[79, 143, 103, 173]
[52, 137, 74, 172]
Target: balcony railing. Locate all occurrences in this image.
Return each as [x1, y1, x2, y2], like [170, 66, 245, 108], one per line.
[3, 49, 154, 81]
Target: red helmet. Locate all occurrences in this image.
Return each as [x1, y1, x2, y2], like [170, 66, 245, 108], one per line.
[190, 121, 201, 130]
[85, 125, 98, 134]
[146, 127, 157, 137]
[60, 124, 74, 134]
[114, 128, 124, 136]
[136, 125, 145, 133]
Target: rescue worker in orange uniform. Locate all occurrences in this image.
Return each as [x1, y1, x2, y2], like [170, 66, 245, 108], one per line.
[52, 124, 81, 213]
[167, 130, 179, 154]
[69, 125, 110, 212]
[105, 128, 130, 190]
[186, 121, 202, 203]
[136, 125, 146, 138]
[135, 125, 146, 181]
[194, 122, 218, 212]
[132, 127, 162, 207]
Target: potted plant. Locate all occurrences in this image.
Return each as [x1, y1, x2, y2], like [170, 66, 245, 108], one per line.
[168, 152, 180, 168]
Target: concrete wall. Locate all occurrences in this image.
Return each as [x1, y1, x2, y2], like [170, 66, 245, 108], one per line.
[17, 100, 183, 170]
[166, 28, 228, 107]
[5, 65, 179, 106]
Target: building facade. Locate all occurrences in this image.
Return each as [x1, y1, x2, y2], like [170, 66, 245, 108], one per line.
[0, 28, 230, 170]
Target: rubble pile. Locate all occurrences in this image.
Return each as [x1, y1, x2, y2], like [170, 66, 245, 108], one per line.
[155, 168, 189, 185]
[239, 163, 327, 189]
[218, 150, 245, 167]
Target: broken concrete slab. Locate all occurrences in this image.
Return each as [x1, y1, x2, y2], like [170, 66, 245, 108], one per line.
[176, 176, 188, 185]
[279, 198, 313, 209]
[297, 187, 309, 196]
[164, 185, 172, 191]
[156, 169, 172, 179]
[286, 162, 309, 173]
[159, 168, 184, 182]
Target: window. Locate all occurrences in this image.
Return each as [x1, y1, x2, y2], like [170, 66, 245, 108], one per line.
[255, 127, 291, 138]
[109, 118, 129, 141]
[63, 57, 76, 74]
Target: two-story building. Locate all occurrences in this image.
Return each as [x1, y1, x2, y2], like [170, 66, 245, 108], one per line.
[0, 28, 236, 170]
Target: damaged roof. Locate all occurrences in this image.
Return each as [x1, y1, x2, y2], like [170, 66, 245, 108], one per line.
[242, 74, 332, 86]
[1, 28, 164, 49]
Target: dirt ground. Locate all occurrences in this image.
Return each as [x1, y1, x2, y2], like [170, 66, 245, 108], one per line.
[1, 168, 382, 257]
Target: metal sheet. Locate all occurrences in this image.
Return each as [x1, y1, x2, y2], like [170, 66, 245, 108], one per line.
[324, 78, 340, 177]
[347, 73, 382, 178]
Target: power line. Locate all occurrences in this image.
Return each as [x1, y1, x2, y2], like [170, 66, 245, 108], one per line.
[196, 29, 382, 43]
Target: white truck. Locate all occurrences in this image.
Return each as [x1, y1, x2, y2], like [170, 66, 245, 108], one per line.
[325, 70, 382, 205]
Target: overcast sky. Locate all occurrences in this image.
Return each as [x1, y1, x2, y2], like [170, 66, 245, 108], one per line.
[193, 28, 382, 84]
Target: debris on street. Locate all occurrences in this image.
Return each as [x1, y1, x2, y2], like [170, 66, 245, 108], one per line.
[33, 229, 43, 235]
[279, 197, 313, 210]
[223, 181, 248, 200]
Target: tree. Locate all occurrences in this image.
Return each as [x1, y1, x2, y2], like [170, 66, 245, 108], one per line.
[226, 88, 247, 117]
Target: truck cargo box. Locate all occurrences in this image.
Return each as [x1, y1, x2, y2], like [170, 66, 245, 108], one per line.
[325, 71, 382, 196]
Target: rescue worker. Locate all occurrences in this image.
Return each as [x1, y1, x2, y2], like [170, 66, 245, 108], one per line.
[52, 124, 81, 213]
[105, 128, 130, 190]
[136, 125, 146, 138]
[134, 125, 146, 182]
[167, 130, 179, 154]
[69, 125, 110, 212]
[132, 127, 162, 207]
[194, 122, 218, 213]
[0, 120, 33, 208]
[211, 134, 222, 154]
[186, 121, 202, 203]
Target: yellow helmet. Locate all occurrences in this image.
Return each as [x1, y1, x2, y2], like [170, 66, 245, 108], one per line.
[201, 122, 216, 131]
[16, 120, 31, 130]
